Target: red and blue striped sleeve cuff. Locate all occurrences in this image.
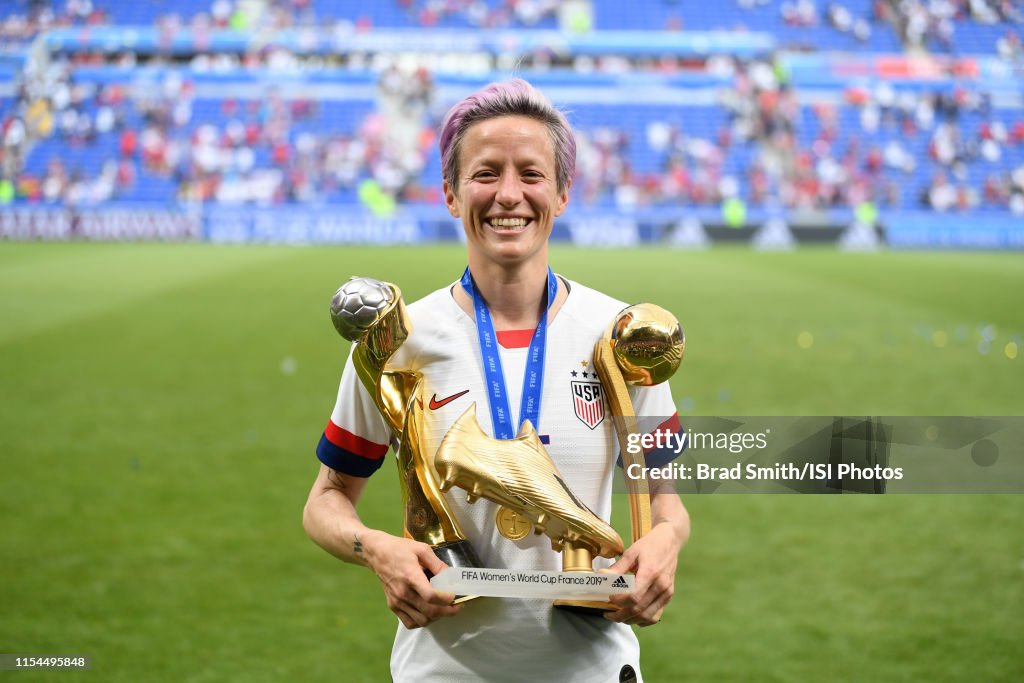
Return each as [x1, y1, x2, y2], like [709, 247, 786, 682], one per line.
[316, 421, 389, 478]
[616, 413, 684, 469]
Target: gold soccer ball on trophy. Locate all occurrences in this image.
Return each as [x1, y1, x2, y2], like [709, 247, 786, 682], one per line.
[330, 276, 396, 342]
[610, 303, 685, 386]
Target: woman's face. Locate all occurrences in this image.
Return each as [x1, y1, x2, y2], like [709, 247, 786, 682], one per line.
[445, 115, 569, 270]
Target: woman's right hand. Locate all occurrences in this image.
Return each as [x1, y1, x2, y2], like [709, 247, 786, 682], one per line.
[362, 531, 464, 629]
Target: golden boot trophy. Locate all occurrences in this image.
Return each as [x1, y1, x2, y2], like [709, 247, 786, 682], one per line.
[431, 304, 684, 615]
[330, 277, 483, 578]
[433, 405, 624, 613]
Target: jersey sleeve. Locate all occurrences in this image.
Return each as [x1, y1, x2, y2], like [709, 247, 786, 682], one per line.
[622, 381, 684, 469]
[315, 351, 392, 477]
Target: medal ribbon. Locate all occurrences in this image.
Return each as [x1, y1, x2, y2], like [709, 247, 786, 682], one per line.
[460, 266, 557, 439]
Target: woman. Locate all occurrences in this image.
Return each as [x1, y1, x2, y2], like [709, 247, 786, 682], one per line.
[304, 79, 690, 683]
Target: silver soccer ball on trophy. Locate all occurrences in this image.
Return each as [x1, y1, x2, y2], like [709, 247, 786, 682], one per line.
[330, 276, 396, 342]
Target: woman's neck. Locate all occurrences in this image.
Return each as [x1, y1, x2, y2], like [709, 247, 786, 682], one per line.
[464, 256, 550, 330]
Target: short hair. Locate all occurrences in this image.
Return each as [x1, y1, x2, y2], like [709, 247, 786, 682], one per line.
[439, 79, 576, 194]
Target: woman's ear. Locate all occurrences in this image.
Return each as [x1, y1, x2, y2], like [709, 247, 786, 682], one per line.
[444, 180, 460, 218]
[555, 180, 571, 217]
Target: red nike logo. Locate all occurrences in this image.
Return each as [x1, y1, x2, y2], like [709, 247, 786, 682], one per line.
[429, 389, 470, 410]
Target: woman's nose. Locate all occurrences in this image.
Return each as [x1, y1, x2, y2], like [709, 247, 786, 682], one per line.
[495, 173, 523, 205]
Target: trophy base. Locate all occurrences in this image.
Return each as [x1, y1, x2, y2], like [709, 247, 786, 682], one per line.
[432, 538, 484, 569]
[431, 539, 484, 604]
[553, 598, 616, 616]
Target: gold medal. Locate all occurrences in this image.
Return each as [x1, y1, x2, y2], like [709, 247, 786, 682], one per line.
[495, 506, 531, 540]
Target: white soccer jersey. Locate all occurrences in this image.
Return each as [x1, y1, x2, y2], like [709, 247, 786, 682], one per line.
[317, 277, 682, 683]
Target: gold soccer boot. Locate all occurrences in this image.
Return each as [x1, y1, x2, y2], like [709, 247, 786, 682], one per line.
[434, 404, 624, 563]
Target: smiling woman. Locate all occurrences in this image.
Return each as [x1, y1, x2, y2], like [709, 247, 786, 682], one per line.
[445, 114, 569, 308]
[303, 80, 691, 683]
[438, 80, 576, 330]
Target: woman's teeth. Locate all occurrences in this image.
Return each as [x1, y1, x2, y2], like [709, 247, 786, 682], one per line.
[488, 217, 528, 229]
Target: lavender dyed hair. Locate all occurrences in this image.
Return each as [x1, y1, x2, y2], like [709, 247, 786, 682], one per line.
[439, 79, 576, 194]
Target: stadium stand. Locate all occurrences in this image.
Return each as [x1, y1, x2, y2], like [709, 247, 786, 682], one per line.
[0, 0, 1022, 220]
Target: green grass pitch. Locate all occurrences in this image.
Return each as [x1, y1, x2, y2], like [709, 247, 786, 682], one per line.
[1, 242, 1021, 681]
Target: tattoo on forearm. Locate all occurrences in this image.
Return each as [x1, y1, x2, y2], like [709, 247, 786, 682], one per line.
[353, 535, 363, 555]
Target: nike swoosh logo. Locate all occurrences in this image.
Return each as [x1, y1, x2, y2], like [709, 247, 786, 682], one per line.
[429, 389, 470, 411]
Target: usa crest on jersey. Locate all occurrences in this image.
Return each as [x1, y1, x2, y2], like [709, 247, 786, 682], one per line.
[571, 381, 605, 429]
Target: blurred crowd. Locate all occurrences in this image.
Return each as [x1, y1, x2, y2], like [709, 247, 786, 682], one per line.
[567, 57, 1024, 214]
[2, 0, 1022, 50]
[4, 56, 1022, 213]
[391, 0, 560, 29]
[2, 62, 441, 206]
[0, 0, 107, 45]
[873, 0, 1023, 53]
[1, 0, 561, 41]
[2, 1, 1023, 213]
